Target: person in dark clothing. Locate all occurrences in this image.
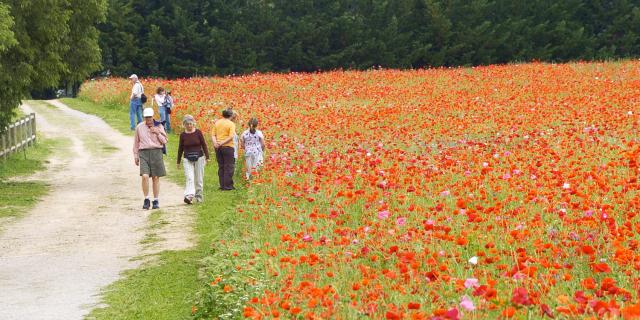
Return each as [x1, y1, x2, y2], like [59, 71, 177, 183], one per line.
[177, 115, 210, 203]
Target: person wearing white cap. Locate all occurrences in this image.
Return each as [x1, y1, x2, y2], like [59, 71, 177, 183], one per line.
[129, 74, 144, 130]
[133, 107, 168, 210]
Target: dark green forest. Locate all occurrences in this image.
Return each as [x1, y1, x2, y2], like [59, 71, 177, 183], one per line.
[1, 0, 640, 129]
[101, 0, 640, 78]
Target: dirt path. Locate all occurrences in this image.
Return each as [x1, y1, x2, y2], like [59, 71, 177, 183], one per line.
[0, 100, 194, 320]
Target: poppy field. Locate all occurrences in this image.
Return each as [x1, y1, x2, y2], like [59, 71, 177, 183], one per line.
[80, 61, 640, 319]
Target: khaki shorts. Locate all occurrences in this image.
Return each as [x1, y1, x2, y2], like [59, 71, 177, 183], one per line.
[139, 148, 166, 177]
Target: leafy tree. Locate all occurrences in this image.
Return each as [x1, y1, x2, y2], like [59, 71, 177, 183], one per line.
[0, 2, 16, 131]
[0, 3, 15, 52]
[98, 0, 142, 76]
[0, 0, 106, 130]
[61, 0, 108, 96]
[0, 0, 70, 131]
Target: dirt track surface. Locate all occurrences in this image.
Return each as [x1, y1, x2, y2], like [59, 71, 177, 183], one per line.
[0, 100, 193, 320]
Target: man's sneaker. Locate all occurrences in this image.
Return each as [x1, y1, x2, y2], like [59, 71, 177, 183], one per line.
[152, 200, 160, 209]
[143, 199, 151, 210]
[184, 197, 192, 205]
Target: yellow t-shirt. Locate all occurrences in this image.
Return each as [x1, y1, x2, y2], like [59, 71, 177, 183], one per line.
[212, 118, 236, 148]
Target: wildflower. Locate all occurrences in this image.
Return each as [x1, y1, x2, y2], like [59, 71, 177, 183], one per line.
[460, 296, 475, 311]
[464, 278, 479, 289]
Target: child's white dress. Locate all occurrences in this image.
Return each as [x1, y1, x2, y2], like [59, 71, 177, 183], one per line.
[241, 129, 264, 178]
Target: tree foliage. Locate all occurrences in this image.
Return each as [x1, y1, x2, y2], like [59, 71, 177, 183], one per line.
[0, 0, 106, 131]
[61, 0, 108, 94]
[99, 0, 640, 78]
[0, 2, 16, 131]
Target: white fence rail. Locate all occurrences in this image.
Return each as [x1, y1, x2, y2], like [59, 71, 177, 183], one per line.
[0, 113, 36, 160]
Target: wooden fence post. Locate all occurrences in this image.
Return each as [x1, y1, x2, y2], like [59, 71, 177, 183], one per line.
[11, 124, 15, 155]
[30, 113, 36, 146]
[21, 116, 26, 159]
[0, 114, 37, 160]
[1, 128, 5, 161]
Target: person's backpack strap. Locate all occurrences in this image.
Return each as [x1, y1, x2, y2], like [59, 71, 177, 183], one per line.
[153, 121, 168, 155]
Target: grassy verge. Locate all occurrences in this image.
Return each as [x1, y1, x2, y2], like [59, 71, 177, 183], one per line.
[60, 98, 252, 320]
[0, 136, 61, 220]
[60, 98, 133, 134]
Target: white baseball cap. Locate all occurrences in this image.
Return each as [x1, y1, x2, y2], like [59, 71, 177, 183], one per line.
[143, 108, 154, 117]
[129, 74, 138, 79]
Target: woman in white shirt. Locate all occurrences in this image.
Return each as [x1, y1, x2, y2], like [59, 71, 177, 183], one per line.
[152, 87, 171, 133]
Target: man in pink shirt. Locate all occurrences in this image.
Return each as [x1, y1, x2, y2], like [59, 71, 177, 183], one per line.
[134, 108, 168, 209]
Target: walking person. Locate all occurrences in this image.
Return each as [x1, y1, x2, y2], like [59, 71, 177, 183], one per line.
[163, 91, 174, 132]
[129, 74, 144, 130]
[134, 108, 168, 209]
[240, 118, 265, 180]
[152, 87, 172, 133]
[211, 109, 236, 190]
[177, 115, 209, 204]
[229, 109, 240, 161]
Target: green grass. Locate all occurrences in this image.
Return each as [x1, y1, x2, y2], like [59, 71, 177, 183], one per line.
[89, 250, 201, 320]
[61, 98, 251, 320]
[60, 98, 134, 135]
[0, 181, 48, 219]
[0, 136, 62, 219]
[25, 100, 118, 157]
[89, 186, 249, 320]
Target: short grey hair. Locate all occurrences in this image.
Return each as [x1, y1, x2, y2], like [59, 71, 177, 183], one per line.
[182, 114, 196, 125]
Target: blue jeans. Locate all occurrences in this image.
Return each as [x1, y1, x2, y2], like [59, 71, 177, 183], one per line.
[159, 107, 171, 132]
[129, 98, 142, 130]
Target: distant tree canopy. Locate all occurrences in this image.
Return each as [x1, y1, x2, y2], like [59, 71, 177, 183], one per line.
[0, 0, 106, 131]
[100, 0, 640, 78]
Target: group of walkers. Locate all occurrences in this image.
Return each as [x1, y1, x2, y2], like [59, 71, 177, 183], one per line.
[129, 75, 265, 209]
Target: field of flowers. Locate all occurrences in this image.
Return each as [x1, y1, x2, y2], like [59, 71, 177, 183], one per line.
[80, 61, 640, 319]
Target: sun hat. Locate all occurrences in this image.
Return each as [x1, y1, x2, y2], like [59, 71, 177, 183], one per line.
[143, 108, 154, 117]
[129, 74, 138, 79]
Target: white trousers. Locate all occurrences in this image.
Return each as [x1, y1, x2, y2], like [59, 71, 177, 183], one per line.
[244, 152, 263, 178]
[183, 156, 205, 201]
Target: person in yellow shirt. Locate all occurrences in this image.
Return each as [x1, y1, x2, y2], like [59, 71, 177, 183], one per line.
[211, 109, 236, 190]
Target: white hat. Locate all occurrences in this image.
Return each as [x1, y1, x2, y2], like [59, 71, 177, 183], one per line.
[129, 74, 138, 79]
[143, 108, 154, 117]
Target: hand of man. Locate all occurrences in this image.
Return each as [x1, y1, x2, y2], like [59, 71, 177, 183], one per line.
[176, 163, 180, 169]
[135, 158, 139, 166]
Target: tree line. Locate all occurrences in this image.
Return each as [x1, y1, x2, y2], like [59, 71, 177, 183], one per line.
[0, 0, 106, 131]
[101, 0, 640, 78]
[1, 0, 639, 130]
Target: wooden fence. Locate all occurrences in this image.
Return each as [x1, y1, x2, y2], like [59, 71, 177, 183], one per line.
[0, 113, 36, 160]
